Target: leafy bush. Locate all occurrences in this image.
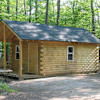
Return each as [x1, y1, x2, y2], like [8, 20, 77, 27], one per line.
[0, 82, 18, 94]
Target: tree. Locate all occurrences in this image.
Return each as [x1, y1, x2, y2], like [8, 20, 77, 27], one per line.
[7, 0, 10, 14]
[35, 0, 38, 22]
[91, 0, 95, 34]
[16, 0, 18, 19]
[29, 0, 32, 22]
[0, 1, 2, 20]
[95, 1, 100, 26]
[57, 0, 60, 25]
[45, 0, 49, 24]
[24, 0, 26, 15]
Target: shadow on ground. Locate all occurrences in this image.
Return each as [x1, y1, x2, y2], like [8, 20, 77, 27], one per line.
[1, 74, 100, 100]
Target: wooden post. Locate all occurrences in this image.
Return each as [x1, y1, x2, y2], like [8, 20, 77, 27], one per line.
[4, 25, 6, 70]
[19, 40, 23, 78]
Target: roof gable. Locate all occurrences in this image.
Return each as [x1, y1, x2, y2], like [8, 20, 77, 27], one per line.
[2, 20, 100, 44]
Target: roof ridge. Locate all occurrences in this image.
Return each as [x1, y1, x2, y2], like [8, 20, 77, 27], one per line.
[3, 19, 87, 30]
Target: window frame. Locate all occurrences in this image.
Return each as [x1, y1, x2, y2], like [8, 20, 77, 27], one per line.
[15, 45, 20, 60]
[67, 46, 74, 61]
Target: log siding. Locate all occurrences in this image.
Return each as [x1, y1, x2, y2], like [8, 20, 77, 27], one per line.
[40, 41, 99, 76]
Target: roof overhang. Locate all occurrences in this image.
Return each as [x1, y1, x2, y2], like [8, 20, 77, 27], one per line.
[0, 20, 22, 42]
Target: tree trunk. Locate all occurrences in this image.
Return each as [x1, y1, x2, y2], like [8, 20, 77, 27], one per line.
[0, 1, 2, 20]
[72, 1, 76, 26]
[7, 0, 10, 14]
[35, 0, 38, 22]
[97, 9, 100, 26]
[57, 0, 60, 25]
[95, 3, 100, 26]
[52, 0, 54, 15]
[91, 0, 95, 34]
[24, 0, 26, 15]
[65, 18, 66, 25]
[16, 0, 18, 19]
[45, 0, 49, 24]
[29, 0, 31, 22]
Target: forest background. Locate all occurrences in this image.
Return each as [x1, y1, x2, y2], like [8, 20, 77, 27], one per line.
[0, 0, 100, 38]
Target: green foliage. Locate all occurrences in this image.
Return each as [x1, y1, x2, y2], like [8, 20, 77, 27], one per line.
[96, 33, 100, 39]
[0, 0, 100, 38]
[0, 82, 18, 94]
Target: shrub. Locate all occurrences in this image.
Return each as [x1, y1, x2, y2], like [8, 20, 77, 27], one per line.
[0, 82, 18, 94]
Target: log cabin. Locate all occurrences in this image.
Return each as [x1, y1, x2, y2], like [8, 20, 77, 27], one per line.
[0, 20, 100, 79]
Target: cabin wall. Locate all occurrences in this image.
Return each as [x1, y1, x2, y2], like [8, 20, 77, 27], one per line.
[11, 41, 19, 73]
[22, 41, 28, 73]
[11, 41, 29, 73]
[11, 40, 99, 76]
[75, 44, 99, 73]
[11, 40, 41, 74]
[40, 42, 99, 76]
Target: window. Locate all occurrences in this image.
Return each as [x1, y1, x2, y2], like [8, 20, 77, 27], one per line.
[15, 45, 20, 60]
[67, 46, 74, 61]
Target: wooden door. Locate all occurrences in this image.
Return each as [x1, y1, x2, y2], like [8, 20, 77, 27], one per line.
[29, 43, 38, 74]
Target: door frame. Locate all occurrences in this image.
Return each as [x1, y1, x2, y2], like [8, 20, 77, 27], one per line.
[28, 43, 38, 74]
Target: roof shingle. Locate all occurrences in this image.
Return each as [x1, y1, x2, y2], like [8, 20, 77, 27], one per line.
[3, 20, 100, 44]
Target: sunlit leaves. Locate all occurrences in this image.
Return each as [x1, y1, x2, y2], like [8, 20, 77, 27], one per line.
[0, 0, 100, 38]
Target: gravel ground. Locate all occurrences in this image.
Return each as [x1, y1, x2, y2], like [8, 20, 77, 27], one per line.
[0, 74, 100, 100]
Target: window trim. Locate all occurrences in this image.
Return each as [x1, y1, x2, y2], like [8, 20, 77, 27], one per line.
[15, 45, 20, 60]
[67, 46, 74, 61]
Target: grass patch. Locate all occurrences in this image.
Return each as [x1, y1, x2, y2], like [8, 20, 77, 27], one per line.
[0, 82, 18, 94]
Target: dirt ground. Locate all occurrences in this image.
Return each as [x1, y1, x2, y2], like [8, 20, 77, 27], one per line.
[0, 74, 100, 100]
